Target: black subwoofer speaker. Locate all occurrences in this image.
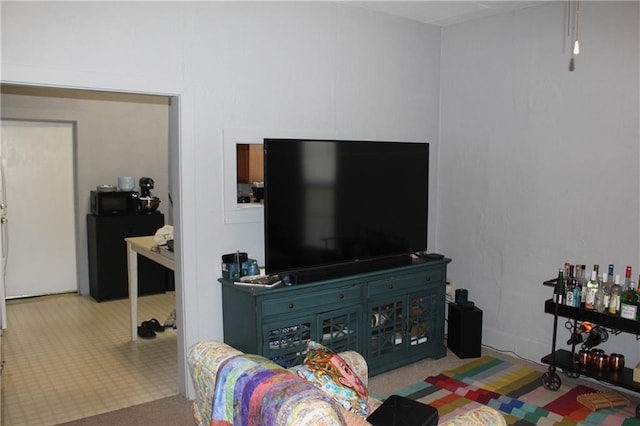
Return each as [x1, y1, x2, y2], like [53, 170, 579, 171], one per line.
[447, 302, 483, 358]
[366, 394, 438, 426]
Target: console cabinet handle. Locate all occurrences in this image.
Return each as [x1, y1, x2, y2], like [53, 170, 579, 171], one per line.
[338, 293, 344, 299]
[288, 303, 294, 309]
[387, 283, 394, 289]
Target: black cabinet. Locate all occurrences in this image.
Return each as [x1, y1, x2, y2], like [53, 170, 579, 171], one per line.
[87, 213, 169, 302]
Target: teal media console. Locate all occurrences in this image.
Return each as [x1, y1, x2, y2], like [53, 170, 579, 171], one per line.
[219, 257, 451, 376]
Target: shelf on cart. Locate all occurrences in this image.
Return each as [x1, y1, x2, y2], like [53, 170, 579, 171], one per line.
[541, 349, 640, 393]
[544, 299, 640, 335]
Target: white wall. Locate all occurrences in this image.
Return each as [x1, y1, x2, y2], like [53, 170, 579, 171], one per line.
[439, 1, 640, 365]
[1, 2, 442, 396]
[9, 0, 634, 399]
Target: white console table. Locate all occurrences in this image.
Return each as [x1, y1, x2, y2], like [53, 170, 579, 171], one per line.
[125, 235, 174, 341]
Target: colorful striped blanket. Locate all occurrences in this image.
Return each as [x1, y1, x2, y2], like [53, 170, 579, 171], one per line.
[210, 354, 345, 426]
[402, 356, 640, 425]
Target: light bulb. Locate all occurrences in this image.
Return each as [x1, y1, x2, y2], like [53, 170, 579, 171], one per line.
[573, 40, 580, 55]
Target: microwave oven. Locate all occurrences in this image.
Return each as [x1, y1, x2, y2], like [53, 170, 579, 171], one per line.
[91, 190, 138, 216]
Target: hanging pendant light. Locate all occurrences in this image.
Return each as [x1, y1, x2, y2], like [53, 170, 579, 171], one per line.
[568, 0, 580, 71]
[573, 1, 580, 55]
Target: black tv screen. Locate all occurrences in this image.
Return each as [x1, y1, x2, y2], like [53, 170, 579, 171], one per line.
[264, 139, 429, 283]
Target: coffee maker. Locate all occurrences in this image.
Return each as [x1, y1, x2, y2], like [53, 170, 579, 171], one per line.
[138, 177, 161, 213]
[139, 177, 155, 198]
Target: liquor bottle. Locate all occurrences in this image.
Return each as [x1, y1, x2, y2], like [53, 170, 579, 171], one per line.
[594, 277, 605, 313]
[608, 264, 615, 283]
[604, 287, 612, 311]
[579, 264, 588, 306]
[596, 273, 611, 313]
[624, 266, 633, 291]
[605, 266, 614, 308]
[585, 270, 599, 310]
[565, 264, 575, 307]
[567, 321, 593, 345]
[620, 278, 639, 320]
[605, 268, 614, 309]
[581, 326, 609, 350]
[609, 274, 623, 315]
[554, 268, 565, 304]
[572, 275, 581, 307]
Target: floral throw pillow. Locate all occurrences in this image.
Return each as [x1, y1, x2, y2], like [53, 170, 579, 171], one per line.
[296, 340, 370, 416]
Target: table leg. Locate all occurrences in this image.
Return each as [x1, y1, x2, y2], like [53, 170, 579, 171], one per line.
[126, 241, 139, 341]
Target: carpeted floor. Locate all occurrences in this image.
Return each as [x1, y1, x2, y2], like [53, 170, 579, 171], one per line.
[392, 356, 640, 425]
[55, 395, 193, 426]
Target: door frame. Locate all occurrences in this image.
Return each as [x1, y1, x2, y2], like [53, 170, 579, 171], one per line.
[1, 83, 189, 397]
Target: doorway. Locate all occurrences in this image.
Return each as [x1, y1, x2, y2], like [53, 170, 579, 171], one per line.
[0, 84, 172, 298]
[0, 85, 179, 417]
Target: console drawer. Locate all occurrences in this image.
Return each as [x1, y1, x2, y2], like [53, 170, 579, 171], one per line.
[368, 269, 444, 296]
[262, 286, 361, 317]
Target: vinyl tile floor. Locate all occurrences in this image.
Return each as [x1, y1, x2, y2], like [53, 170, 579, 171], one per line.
[1, 291, 178, 426]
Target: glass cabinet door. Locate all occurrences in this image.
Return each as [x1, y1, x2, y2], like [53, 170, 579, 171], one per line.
[318, 306, 362, 354]
[368, 298, 406, 359]
[367, 287, 445, 365]
[262, 316, 313, 368]
[262, 305, 361, 368]
[406, 290, 444, 353]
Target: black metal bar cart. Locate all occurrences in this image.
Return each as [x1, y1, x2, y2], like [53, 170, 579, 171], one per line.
[541, 278, 640, 414]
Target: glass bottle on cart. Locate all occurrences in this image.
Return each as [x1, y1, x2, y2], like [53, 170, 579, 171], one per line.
[609, 274, 623, 315]
[585, 270, 599, 310]
[620, 279, 639, 320]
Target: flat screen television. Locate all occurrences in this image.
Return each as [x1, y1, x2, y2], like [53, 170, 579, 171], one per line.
[264, 138, 429, 284]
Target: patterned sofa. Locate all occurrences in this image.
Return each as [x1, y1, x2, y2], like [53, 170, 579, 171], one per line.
[187, 341, 379, 425]
[187, 340, 506, 426]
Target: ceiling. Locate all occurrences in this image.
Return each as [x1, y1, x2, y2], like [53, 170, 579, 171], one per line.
[351, 1, 550, 26]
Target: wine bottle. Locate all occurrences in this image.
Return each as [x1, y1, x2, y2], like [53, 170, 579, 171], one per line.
[620, 278, 639, 320]
[581, 326, 609, 350]
[554, 268, 565, 304]
[567, 321, 593, 345]
[585, 270, 599, 310]
[609, 274, 623, 315]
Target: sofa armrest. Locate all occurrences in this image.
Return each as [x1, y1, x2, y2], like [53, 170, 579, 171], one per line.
[187, 341, 358, 426]
[187, 341, 243, 425]
[440, 406, 506, 426]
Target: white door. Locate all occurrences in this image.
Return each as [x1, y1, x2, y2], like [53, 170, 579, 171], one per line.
[0, 120, 77, 304]
[0, 152, 6, 330]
